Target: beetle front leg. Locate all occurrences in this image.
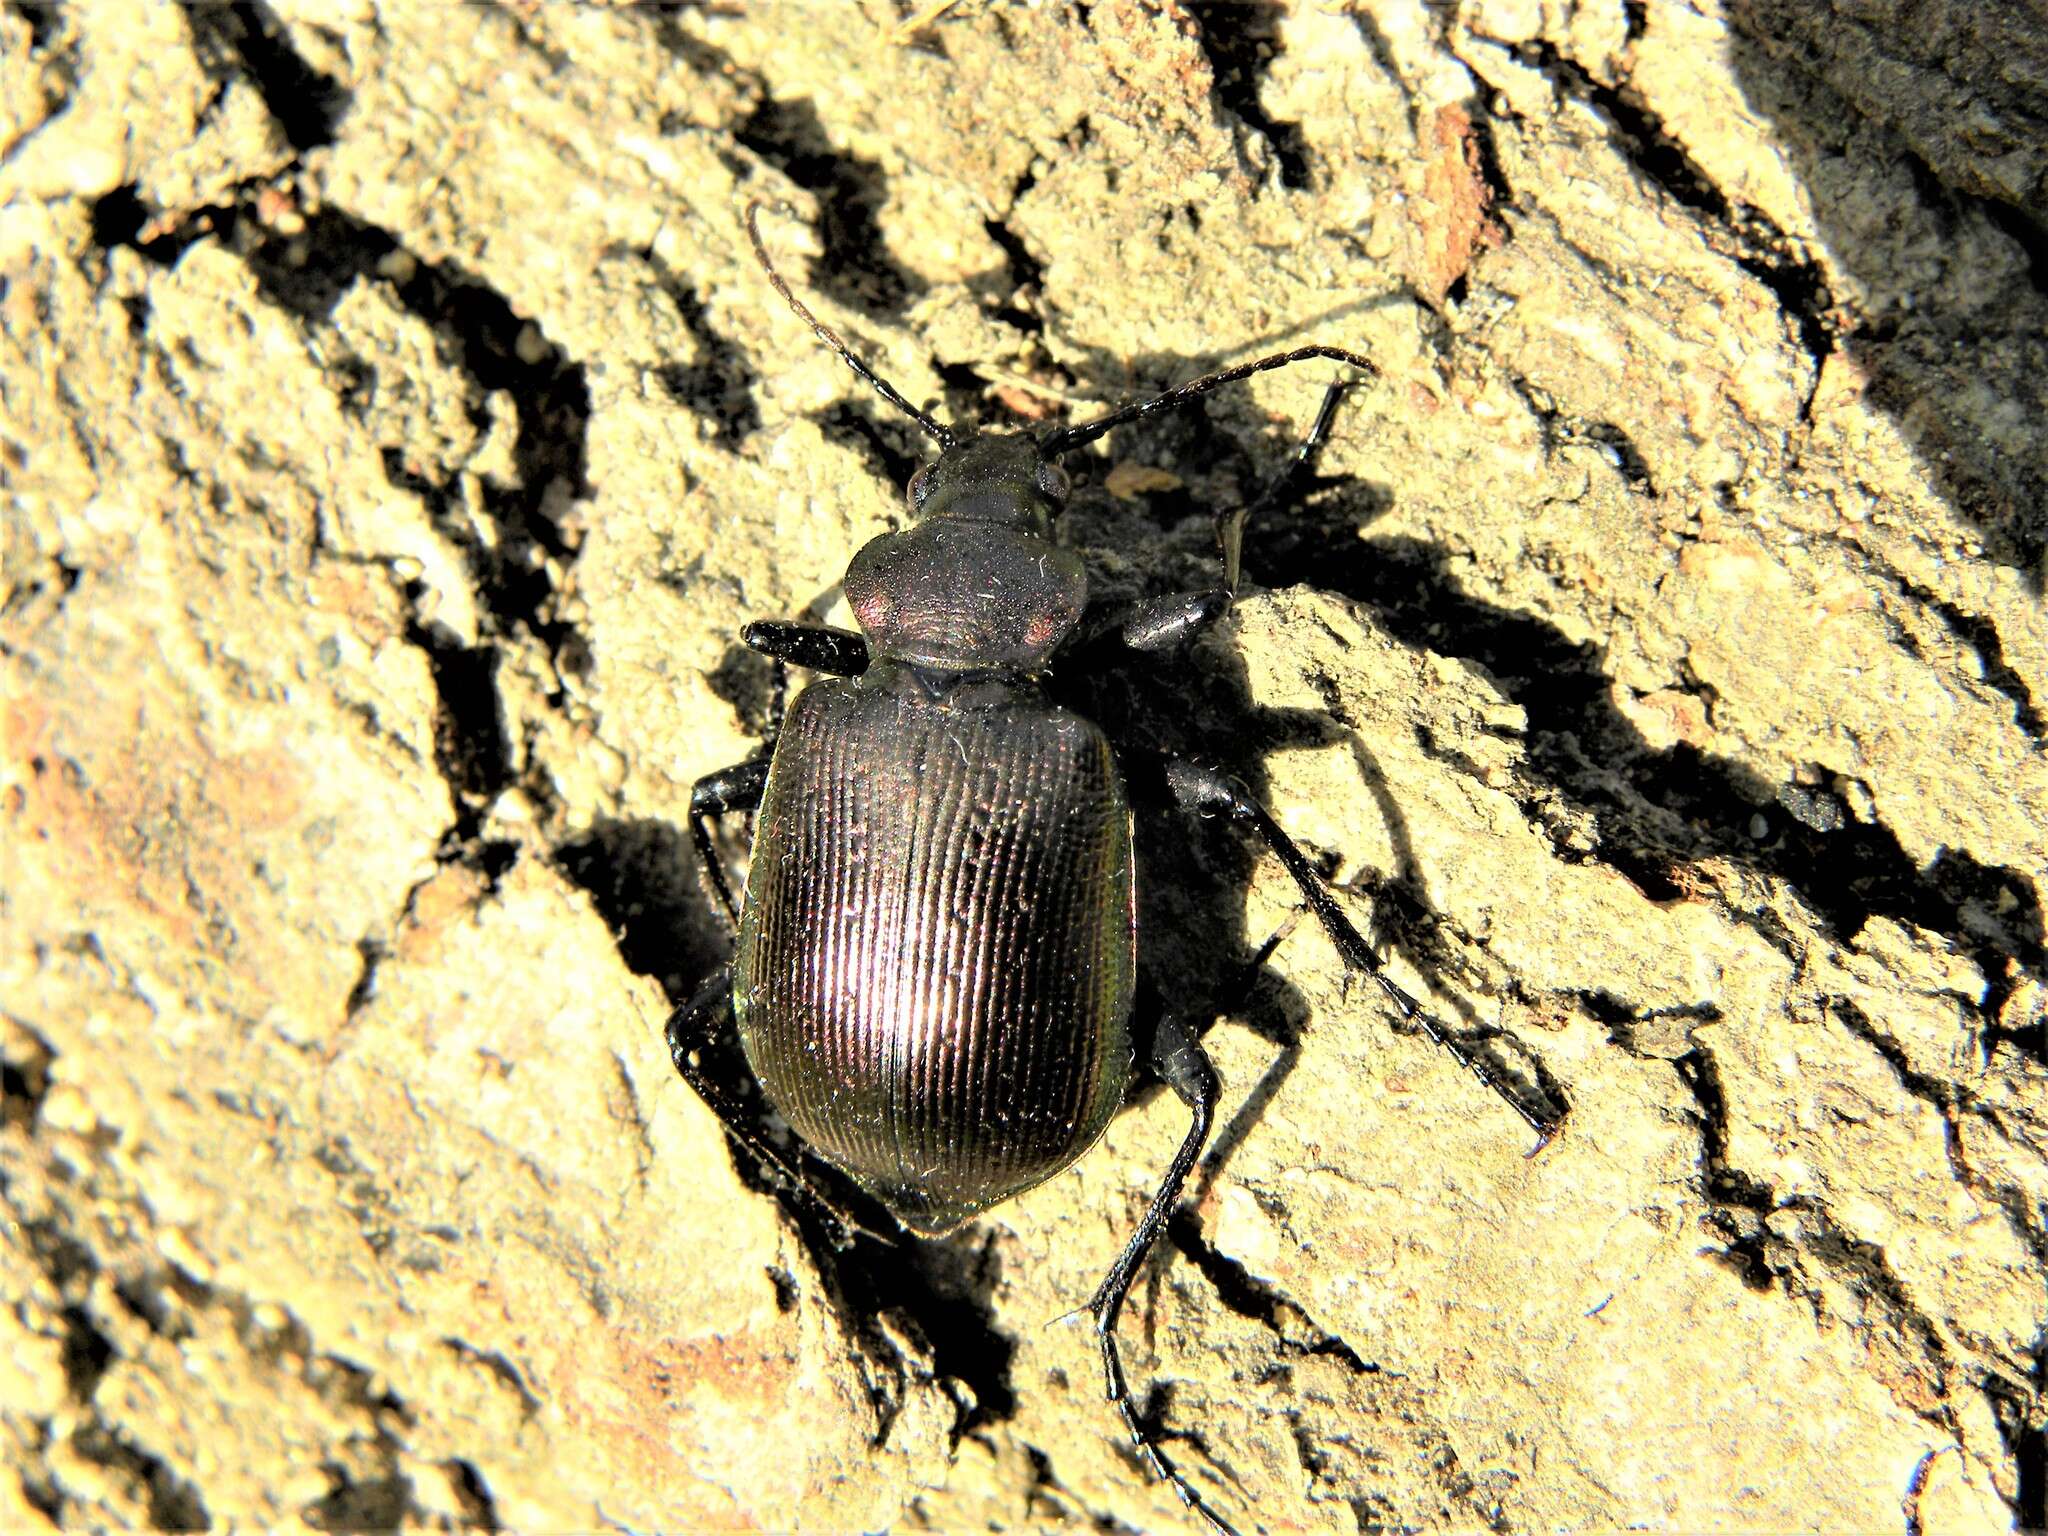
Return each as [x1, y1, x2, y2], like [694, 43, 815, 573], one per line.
[1074, 588, 1233, 658]
[1161, 756, 1563, 1146]
[691, 757, 770, 933]
[1215, 378, 1348, 594]
[1071, 379, 1354, 663]
[740, 619, 868, 743]
[741, 619, 869, 674]
[1093, 1007, 1241, 1536]
[665, 967, 878, 1247]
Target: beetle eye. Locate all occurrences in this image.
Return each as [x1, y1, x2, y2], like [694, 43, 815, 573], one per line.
[906, 464, 935, 510]
[1035, 460, 1070, 505]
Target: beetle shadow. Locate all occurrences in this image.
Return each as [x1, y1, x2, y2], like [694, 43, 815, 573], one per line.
[1045, 378, 1571, 1172]
[1722, 15, 2048, 597]
[1247, 479, 2045, 1043]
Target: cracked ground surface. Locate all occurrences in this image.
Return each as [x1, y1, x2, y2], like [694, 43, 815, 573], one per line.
[2, 1, 2043, 1531]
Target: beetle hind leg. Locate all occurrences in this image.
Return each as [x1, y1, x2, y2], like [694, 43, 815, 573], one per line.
[1092, 1009, 1243, 1536]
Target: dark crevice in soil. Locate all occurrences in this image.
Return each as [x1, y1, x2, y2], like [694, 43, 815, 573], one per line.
[1015, 1441, 1140, 1534]
[637, 243, 763, 440]
[1799, 1212, 1956, 1394]
[1463, 93, 1519, 215]
[73, 1423, 212, 1531]
[245, 208, 592, 641]
[1828, 995, 1959, 1112]
[1673, 1047, 1776, 1215]
[1674, 1043, 1989, 1459]
[1, 1020, 55, 1130]
[1186, 1, 1313, 189]
[303, 1465, 413, 1533]
[641, 1, 741, 83]
[734, 96, 924, 319]
[1879, 566, 2044, 743]
[10, 0, 63, 51]
[343, 936, 386, 1020]
[1578, 991, 1720, 1060]
[403, 609, 515, 849]
[1979, 197, 2048, 297]
[88, 186, 178, 263]
[58, 1304, 115, 1400]
[92, 179, 594, 869]
[21, 1217, 100, 1296]
[1512, 40, 1836, 377]
[13, 1218, 220, 1527]
[88, 189, 591, 695]
[1167, 1209, 1373, 1373]
[1348, 10, 1419, 136]
[444, 1459, 501, 1531]
[1833, 998, 2048, 1268]
[441, 1335, 540, 1412]
[180, 0, 346, 151]
[2006, 1404, 2048, 1532]
[18, 1465, 63, 1527]
[978, 213, 1048, 339]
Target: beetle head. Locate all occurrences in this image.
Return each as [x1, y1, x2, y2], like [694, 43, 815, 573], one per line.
[904, 431, 1070, 535]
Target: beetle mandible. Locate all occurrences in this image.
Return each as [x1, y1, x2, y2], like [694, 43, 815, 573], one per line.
[667, 202, 1561, 1535]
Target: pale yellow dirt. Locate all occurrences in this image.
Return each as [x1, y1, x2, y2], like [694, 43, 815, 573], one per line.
[3, 3, 2043, 1533]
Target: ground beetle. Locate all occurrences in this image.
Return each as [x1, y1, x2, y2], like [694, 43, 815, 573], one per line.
[668, 203, 1561, 1534]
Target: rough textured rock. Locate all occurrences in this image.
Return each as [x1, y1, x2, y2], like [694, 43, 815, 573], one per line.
[3, 2, 2042, 1532]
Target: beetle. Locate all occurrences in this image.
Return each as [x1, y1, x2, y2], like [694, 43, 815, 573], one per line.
[667, 202, 1560, 1534]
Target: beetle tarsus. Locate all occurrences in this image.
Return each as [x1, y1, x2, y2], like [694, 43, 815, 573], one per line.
[1218, 378, 1351, 593]
[1091, 1008, 1240, 1536]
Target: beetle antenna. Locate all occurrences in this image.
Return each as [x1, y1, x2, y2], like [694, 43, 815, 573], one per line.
[745, 200, 955, 449]
[1039, 345, 1376, 457]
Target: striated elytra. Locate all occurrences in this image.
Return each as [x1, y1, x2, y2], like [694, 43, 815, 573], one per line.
[666, 202, 1561, 1535]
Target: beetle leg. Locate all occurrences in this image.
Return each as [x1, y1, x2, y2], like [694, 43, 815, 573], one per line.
[665, 967, 880, 1247]
[1067, 379, 1351, 662]
[739, 621, 867, 743]
[690, 757, 770, 932]
[1215, 379, 1348, 595]
[740, 619, 869, 675]
[1073, 588, 1232, 657]
[1092, 1008, 1240, 1536]
[1161, 756, 1562, 1146]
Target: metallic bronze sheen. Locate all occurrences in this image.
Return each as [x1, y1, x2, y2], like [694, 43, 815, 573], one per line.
[735, 662, 1137, 1234]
